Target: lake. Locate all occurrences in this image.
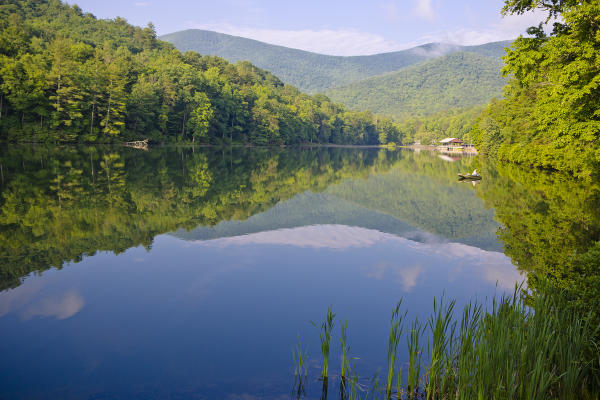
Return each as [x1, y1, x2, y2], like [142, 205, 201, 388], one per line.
[0, 145, 598, 399]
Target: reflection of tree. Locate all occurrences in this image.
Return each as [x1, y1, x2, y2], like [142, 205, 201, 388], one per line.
[476, 162, 600, 319]
[0, 146, 399, 291]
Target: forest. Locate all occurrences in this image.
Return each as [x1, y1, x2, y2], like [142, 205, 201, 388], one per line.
[0, 0, 403, 145]
[325, 52, 506, 121]
[471, 0, 600, 177]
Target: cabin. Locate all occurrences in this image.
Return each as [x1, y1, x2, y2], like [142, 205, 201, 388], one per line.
[438, 138, 464, 153]
[439, 138, 463, 145]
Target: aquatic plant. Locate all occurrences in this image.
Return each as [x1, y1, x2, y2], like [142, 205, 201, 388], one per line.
[406, 318, 424, 399]
[340, 320, 350, 380]
[292, 335, 308, 399]
[293, 334, 308, 379]
[386, 300, 404, 399]
[299, 285, 599, 399]
[424, 296, 455, 399]
[311, 305, 336, 379]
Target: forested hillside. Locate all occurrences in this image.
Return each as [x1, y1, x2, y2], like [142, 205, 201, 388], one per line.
[471, 0, 600, 177]
[325, 52, 506, 120]
[162, 29, 511, 93]
[0, 0, 402, 145]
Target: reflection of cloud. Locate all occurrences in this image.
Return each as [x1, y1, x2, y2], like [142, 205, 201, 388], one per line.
[22, 290, 85, 320]
[198, 225, 395, 249]
[366, 262, 423, 292]
[430, 242, 524, 289]
[0, 282, 43, 317]
[367, 262, 387, 280]
[192, 224, 522, 291]
[397, 265, 422, 292]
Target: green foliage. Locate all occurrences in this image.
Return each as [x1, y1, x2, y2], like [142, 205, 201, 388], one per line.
[0, 0, 401, 145]
[311, 289, 599, 399]
[325, 52, 506, 120]
[475, 161, 600, 327]
[161, 29, 512, 93]
[396, 106, 484, 144]
[471, 0, 600, 176]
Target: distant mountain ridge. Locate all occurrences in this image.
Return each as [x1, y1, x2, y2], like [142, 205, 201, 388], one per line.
[161, 29, 511, 93]
[325, 52, 507, 120]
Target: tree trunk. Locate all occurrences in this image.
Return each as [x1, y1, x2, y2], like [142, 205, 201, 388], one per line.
[105, 82, 113, 134]
[0, 94, 3, 120]
[90, 103, 95, 135]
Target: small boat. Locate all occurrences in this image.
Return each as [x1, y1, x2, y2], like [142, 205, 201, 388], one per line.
[458, 169, 482, 180]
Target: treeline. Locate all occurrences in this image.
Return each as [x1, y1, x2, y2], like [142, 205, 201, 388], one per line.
[0, 0, 403, 145]
[396, 106, 483, 144]
[471, 0, 600, 177]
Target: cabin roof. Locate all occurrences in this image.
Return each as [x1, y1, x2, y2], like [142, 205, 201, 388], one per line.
[439, 137, 463, 144]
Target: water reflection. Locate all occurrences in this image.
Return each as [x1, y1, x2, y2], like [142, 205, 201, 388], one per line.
[0, 145, 596, 398]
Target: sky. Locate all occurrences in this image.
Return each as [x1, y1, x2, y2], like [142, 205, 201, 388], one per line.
[68, 0, 549, 56]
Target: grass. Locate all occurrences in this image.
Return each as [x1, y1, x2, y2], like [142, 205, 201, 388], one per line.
[297, 286, 600, 399]
[312, 305, 336, 379]
[341, 321, 349, 380]
[386, 300, 404, 399]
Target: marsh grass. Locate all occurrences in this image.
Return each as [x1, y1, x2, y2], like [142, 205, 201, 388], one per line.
[292, 335, 308, 399]
[386, 300, 404, 399]
[341, 321, 349, 380]
[297, 286, 599, 399]
[312, 305, 336, 379]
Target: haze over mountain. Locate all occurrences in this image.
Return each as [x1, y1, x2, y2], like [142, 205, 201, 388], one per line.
[161, 29, 511, 94]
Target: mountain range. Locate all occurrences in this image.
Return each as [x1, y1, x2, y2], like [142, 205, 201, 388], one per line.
[161, 30, 510, 92]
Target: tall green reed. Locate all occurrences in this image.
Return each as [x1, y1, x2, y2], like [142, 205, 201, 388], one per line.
[386, 300, 404, 399]
[312, 305, 336, 379]
[341, 320, 349, 380]
[406, 318, 424, 399]
[299, 285, 599, 399]
[425, 296, 455, 400]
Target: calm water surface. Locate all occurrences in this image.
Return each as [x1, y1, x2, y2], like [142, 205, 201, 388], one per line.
[1, 145, 595, 399]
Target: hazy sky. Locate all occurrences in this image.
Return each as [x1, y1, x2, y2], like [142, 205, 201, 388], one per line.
[68, 0, 548, 56]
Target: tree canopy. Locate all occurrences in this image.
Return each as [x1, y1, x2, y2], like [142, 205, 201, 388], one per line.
[0, 0, 403, 145]
[471, 0, 600, 177]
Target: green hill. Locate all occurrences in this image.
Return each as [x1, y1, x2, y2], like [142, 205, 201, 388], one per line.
[161, 29, 511, 93]
[325, 52, 507, 120]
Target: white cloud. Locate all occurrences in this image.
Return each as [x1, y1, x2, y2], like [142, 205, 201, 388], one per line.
[414, 0, 435, 21]
[417, 9, 556, 46]
[185, 8, 551, 57]
[187, 23, 406, 56]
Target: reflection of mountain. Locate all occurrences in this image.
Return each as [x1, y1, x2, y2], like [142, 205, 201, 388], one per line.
[0, 145, 502, 292]
[0, 146, 396, 291]
[175, 168, 502, 251]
